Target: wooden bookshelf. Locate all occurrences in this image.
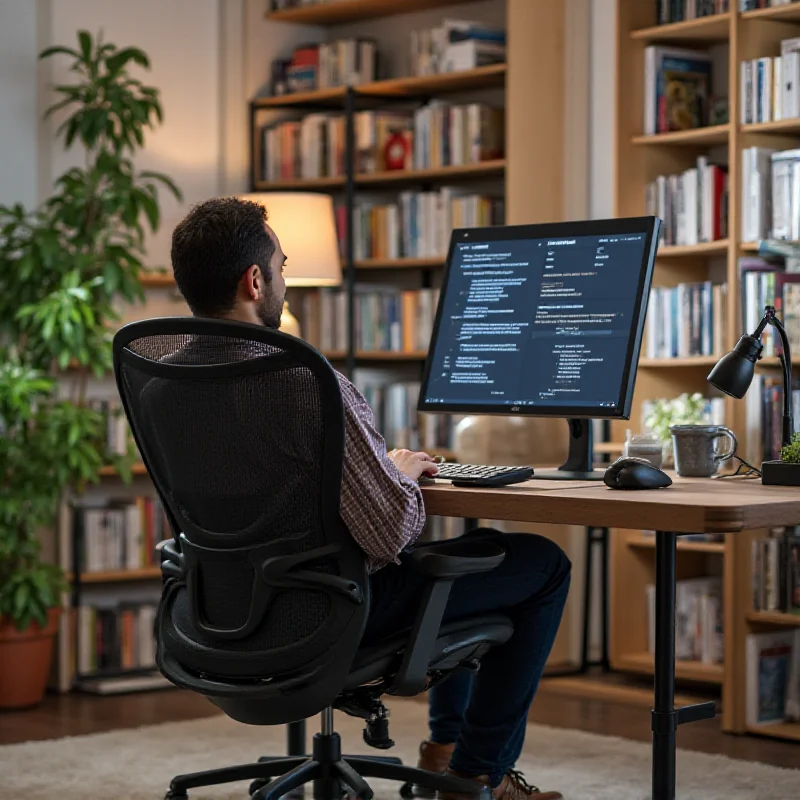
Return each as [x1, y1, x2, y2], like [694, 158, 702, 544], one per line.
[746, 722, 800, 742]
[253, 176, 346, 191]
[324, 351, 429, 361]
[658, 239, 729, 257]
[638, 356, 721, 367]
[67, 567, 161, 583]
[746, 611, 800, 627]
[630, 13, 731, 43]
[252, 64, 506, 109]
[139, 271, 175, 288]
[614, 652, 725, 684]
[266, 0, 472, 25]
[355, 257, 445, 270]
[742, 3, 800, 24]
[627, 537, 726, 555]
[614, 0, 800, 742]
[356, 160, 505, 186]
[99, 463, 149, 477]
[631, 124, 730, 146]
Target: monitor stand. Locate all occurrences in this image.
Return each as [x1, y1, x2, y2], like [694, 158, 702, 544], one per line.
[533, 418, 605, 481]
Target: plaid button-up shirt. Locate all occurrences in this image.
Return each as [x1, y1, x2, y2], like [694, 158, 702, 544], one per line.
[336, 373, 426, 572]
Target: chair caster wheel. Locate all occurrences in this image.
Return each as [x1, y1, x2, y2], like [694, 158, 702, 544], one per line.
[250, 778, 269, 795]
[399, 782, 415, 798]
[165, 792, 188, 800]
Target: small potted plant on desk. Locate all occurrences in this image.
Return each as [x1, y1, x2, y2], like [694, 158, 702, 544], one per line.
[762, 433, 800, 486]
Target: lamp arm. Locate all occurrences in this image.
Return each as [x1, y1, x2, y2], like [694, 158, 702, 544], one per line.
[768, 313, 794, 446]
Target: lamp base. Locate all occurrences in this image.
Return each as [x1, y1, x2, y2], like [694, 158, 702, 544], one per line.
[280, 300, 301, 338]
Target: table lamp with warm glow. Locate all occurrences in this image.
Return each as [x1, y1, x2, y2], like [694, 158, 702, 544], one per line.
[239, 192, 342, 337]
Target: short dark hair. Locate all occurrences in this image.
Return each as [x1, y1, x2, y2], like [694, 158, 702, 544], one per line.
[171, 197, 275, 316]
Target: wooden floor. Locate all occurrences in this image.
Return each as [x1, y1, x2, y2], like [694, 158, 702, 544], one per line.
[1, 674, 797, 770]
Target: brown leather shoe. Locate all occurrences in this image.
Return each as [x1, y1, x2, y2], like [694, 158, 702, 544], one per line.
[436, 768, 562, 800]
[412, 740, 456, 797]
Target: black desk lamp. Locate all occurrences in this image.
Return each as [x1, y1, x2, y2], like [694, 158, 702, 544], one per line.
[707, 305, 793, 447]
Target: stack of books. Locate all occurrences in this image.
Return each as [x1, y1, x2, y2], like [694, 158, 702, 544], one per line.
[300, 287, 438, 355]
[353, 102, 504, 174]
[73, 602, 158, 676]
[355, 378, 456, 454]
[353, 189, 503, 260]
[656, 0, 729, 24]
[644, 281, 728, 359]
[646, 576, 723, 664]
[740, 0, 796, 10]
[270, 39, 378, 96]
[259, 114, 346, 182]
[752, 528, 800, 615]
[738, 257, 800, 357]
[73, 499, 171, 573]
[643, 45, 713, 134]
[88, 399, 130, 458]
[409, 18, 506, 75]
[743, 373, 800, 462]
[646, 157, 729, 246]
[741, 37, 800, 125]
[746, 628, 800, 727]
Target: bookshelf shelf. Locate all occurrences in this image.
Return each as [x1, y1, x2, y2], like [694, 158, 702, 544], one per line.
[139, 272, 175, 288]
[253, 65, 507, 109]
[631, 124, 730, 146]
[67, 567, 161, 583]
[629, 13, 731, 43]
[745, 722, 800, 742]
[741, 118, 800, 134]
[355, 257, 446, 270]
[324, 351, 429, 361]
[639, 356, 720, 367]
[253, 176, 346, 191]
[746, 611, 800, 627]
[356, 160, 505, 186]
[99, 463, 149, 477]
[741, 3, 800, 24]
[741, 241, 760, 252]
[658, 240, 729, 257]
[614, 652, 724, 684]
[627, 537, 726, 554]
[266, 0, 475, 26]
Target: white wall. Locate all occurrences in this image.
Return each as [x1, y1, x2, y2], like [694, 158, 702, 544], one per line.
[0, 0, 39, 209]
[589, 0, 617, 220]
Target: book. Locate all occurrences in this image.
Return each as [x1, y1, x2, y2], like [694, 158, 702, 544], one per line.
[746, 630, 795, 726]
[657, 0, 729, 23]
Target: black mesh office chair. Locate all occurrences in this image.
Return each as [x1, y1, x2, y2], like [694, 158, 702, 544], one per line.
[112, 317, 513, 800]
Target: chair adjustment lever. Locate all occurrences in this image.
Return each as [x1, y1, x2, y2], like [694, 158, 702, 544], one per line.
[363, 702, 394, 750]
[651, 701, 716, 734]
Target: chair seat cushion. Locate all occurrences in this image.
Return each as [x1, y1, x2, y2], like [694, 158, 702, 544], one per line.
[345, 613, 513, 689]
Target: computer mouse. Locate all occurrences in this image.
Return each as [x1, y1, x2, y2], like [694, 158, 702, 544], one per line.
[603, 457, 672, 490]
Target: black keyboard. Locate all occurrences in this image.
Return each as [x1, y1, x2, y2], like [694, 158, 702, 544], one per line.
[423, 463, 534, 487]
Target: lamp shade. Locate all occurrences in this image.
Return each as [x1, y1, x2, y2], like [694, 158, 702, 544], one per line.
[707, 335, 762, 399]
[240, 192, 341, 287]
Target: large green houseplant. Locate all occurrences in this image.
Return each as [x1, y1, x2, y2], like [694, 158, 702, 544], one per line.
[0, 30, 180, 708]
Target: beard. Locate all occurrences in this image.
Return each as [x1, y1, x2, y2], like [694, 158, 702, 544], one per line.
[256, 292, 283, 329]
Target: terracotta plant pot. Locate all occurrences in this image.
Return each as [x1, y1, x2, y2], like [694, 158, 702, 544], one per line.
[0, 607, 61, 710]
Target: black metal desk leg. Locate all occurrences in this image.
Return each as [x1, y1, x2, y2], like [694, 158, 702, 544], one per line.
[652, 532, 715, 800]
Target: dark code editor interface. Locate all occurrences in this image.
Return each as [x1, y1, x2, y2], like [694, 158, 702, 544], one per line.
[422, 232, 648, 409]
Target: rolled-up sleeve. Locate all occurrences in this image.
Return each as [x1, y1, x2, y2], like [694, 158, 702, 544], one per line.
[336, 375, 426, 571]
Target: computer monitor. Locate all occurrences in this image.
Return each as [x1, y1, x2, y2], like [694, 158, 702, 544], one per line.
[418, 216, 662, 480]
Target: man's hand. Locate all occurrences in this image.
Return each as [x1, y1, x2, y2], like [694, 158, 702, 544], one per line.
[388, 449, 439, 482]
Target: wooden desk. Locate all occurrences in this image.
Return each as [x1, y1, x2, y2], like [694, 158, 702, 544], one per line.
[420, 476, 800, 800]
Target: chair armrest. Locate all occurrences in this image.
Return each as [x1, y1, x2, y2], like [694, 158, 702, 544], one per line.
[388, 539, 505, 697]
[410, 539, 505, 579]
[159, 538, 183, 580]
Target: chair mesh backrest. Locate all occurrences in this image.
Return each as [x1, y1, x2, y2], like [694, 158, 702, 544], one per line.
[115, 324, 360, 676]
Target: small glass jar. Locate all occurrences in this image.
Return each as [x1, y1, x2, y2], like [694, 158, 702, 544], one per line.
[623, 432, 664, 468]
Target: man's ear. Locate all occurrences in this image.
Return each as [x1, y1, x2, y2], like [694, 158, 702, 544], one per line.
[240, 265, 262, 300]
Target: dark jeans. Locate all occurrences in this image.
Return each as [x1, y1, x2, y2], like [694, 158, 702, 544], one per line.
[364, 528, 571, 786]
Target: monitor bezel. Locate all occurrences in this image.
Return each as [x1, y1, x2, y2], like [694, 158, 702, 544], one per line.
[417, 216, 661, 420]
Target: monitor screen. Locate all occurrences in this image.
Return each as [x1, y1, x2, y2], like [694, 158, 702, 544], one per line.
[418, 216, 660, 419]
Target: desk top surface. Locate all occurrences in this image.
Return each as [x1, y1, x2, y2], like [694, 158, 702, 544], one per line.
[420, 474, 800, 533]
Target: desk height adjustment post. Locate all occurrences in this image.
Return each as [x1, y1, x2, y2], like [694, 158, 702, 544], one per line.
[652, 531, 715, 800]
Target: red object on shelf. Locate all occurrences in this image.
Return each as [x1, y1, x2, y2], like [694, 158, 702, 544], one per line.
[383, 130, 411, 171]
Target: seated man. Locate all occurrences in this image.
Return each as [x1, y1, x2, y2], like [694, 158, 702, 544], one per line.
[170, 197, 571, 800]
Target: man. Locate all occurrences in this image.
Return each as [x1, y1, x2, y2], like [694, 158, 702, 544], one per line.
[170, 197, 570, 800]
